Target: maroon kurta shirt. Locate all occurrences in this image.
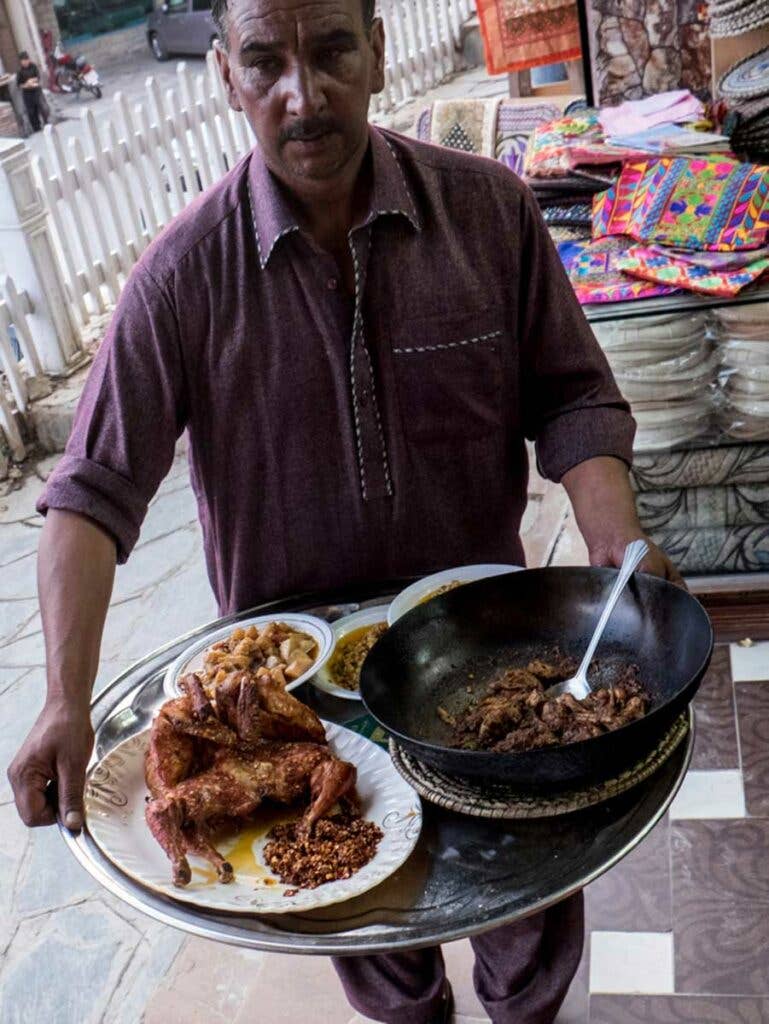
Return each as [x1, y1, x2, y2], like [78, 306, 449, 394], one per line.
[39, 126, 634, 615]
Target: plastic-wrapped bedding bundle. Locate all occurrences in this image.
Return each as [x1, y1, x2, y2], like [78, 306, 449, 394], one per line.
[713, 303, 769, 442]
[592, 312, 716, 452]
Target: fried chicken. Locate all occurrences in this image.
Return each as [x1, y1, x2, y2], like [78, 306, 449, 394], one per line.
[145, 670, 357, 887]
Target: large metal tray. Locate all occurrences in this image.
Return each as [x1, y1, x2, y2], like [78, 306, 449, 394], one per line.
[60, 583, 693, 955]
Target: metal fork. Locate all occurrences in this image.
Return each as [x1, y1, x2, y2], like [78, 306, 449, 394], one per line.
[544, 539, 650, 701]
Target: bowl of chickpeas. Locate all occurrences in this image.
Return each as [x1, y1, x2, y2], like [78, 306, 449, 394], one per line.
[162, 613, 335, 698]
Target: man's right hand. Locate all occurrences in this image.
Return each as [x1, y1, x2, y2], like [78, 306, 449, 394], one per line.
[7, 698, 94, 829]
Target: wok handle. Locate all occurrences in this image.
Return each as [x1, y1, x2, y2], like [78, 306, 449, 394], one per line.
[576, 539, 650, 682]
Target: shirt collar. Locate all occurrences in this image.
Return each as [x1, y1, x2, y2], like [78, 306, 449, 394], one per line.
[247, 125, 421, 270]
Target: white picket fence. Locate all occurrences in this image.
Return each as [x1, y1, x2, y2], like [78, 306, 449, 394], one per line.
[0, 277, 50, 461]
[373, 0, 475, 113]
[33, 0, 476, 324]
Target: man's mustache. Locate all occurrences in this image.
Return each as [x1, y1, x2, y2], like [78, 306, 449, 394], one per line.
[280, 118, 340, 144]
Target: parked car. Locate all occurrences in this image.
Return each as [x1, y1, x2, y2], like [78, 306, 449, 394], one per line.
[146, 0, 218, 61]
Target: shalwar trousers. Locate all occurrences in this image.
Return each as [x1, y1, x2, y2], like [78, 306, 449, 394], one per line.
[332, 890, 584, 1024]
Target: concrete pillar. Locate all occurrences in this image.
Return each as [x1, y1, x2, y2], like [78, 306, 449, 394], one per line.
[4, 0, 46, 68]
[0, 137, 81, 374]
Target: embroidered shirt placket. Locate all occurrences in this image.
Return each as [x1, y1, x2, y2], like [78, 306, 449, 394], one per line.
[348, 230, 369, 501]
[348, 227, 392, 501]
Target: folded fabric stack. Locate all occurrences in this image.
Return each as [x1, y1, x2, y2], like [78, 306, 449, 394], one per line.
[599, 91, 722, 153]
[568, 154, 769, 302]
[714, 302, 769, 441]
[524, 111, 650, 179]
[591, 312, 717, 452]
[719, 47, 769, 165]
[630, 443, 769, 574]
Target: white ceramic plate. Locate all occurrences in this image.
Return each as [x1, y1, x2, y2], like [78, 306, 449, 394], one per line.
[387, 564, 521, 627]
[312, 605, 390, 701]
[84, 722, 422, 914]
[162, 613, 334, 699]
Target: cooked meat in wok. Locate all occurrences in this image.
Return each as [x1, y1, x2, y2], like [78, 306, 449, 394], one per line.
[440, 653, 651, 753]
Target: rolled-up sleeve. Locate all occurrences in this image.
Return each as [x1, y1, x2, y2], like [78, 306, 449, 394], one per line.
[517, 191, 636, 482]
[37, 266, 186, 562]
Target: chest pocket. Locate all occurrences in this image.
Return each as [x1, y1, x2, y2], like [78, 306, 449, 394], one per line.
[390, 308, 506, 443]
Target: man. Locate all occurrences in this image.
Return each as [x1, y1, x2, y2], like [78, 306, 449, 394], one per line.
[16, 51, 44, 133]
[7, 0, 681, 1021]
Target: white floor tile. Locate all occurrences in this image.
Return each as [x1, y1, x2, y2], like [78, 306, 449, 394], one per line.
[669, 769, 746, 820]
[589, 931, 674, 994]
[730, 642, 769, 683]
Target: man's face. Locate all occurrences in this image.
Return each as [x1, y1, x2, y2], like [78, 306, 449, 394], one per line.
[20, 58, 31, 68]
[216, 0, 385, 197]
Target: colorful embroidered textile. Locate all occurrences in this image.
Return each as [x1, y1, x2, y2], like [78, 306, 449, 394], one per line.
[497, 102, 561, 175]
[525, 113, 649, 178]
[616, 244, 769, 297]
[564, 238, 679, 304]
[476, 0, 581, 76]
[429, 99, 502, 158]
[415, 101, 561, 177]
[593, 157, 769, 251]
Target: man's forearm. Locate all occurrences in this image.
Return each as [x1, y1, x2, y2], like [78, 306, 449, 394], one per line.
[38, 510, 117, 712]
[561, 456, 643, 561]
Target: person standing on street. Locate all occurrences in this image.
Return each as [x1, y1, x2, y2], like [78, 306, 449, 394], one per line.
[16, 51, 44, 132]
[7, 1, 683, 1021]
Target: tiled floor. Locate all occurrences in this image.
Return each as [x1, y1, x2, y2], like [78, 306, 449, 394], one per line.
[584, 640, 769, 1023]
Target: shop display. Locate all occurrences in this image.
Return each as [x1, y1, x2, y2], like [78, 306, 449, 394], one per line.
[418, 86, 769, 578]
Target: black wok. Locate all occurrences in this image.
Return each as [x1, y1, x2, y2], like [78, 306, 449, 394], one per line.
[360, 567, 713, 791]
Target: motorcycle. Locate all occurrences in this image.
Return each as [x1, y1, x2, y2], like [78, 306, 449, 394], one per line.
[44, 39, 102, 99]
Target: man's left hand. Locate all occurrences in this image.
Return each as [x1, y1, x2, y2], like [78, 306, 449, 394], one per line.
[589, 535, 686, 589]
